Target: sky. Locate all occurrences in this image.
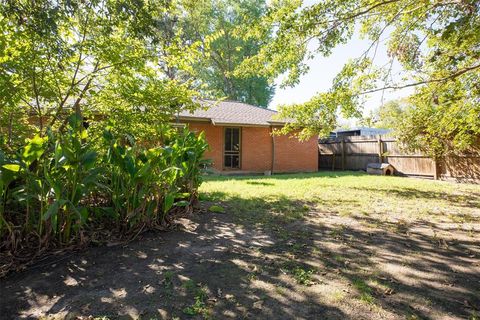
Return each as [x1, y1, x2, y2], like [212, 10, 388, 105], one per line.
[268, 30, 414, 127]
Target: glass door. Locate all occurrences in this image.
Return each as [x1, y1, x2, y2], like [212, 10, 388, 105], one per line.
[224, 128, 241, 169]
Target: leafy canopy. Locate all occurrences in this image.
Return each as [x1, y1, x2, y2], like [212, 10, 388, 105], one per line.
[181, 0, 275, 107]
[0, 0, 202, 149]
[359, 99, 406, 129]
[237, 0, 480, 157]
[0, 0, 213, 249]
[0, 0, 277, 154]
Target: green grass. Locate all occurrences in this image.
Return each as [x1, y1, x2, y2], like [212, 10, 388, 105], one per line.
[182, 285, 210, 318]
[352, 277, 376, 305]
[199, 171, 479, 224]
[290, 266, 316, 286]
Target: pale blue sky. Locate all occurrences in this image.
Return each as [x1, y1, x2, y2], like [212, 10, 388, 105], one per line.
[268, 24, 413, 127]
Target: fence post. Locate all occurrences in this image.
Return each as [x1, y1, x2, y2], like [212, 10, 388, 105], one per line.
[341, 138, 345, 170]
[378, 136, 383, 163]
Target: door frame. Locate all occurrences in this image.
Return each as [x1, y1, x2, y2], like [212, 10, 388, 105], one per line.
[222, 127, 242, 170]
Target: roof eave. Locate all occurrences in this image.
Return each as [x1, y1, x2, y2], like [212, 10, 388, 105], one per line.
[267, 120, 287, 125]
[211, 120, 271, 127]
[177, 115, 211, 122]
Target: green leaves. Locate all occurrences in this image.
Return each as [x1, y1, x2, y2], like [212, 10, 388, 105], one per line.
[22, 135, 48, 166]
[80, 151, 97, 168]
[43, 199, 66, 221]
[180, 0, 275, 107]
[103, 126, 208, 227]
[0, 1, 214, 247]
[175, 200, 190, 207]
[163, 193, 175, 214]
[236, 0, 480, 157]
[2, 164, 20, 172]
[0, 0, 206, 151]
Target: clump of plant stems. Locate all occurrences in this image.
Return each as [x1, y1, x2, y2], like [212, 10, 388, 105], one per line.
[0, 115, 208, 275]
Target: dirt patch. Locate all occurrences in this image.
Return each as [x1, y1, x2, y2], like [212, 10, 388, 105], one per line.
[0, 200, 479, 319]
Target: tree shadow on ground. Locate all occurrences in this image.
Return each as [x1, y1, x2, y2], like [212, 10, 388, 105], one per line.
[204, 170, 366, 182]
[348, 185, 480, 210]
[246, 181, 275, 186]
[0, 191, 479, 319]
[0, 210, 346, 319]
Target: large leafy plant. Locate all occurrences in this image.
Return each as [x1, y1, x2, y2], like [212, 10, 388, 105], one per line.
[0, 117, 209, 252]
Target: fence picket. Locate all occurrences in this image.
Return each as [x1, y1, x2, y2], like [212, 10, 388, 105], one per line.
[318, 135, 480, 181]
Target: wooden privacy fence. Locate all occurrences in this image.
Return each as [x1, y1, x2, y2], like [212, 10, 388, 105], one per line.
[318, 135, 480, 181]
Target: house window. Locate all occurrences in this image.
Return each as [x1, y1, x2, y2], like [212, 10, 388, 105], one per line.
[224, 127, 241, 169]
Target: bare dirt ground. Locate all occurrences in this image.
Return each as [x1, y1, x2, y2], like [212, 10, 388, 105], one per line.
[1, 174, 479, 320]
[1, 208, 479, 319]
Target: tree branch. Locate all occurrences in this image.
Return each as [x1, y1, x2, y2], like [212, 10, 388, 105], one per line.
[360, 63, 480, 95]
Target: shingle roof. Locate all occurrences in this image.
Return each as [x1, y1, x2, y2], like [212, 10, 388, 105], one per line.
[178, 100, 286, 126]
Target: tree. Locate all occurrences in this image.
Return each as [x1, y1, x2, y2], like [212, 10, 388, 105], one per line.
[358, 99, 405, 129]
[0, 0, 213, 254]
[358, 110, 377, 128]
[375, 100, 405, 130]
[0, 0, 200, 149]
[236, 0, 480, 157]
[182, 0, 275, 107]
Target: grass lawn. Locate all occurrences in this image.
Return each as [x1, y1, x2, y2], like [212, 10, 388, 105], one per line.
[1, 171, 479, 319]
[200, 171, 479, 225]
[198, 172, 480, 319]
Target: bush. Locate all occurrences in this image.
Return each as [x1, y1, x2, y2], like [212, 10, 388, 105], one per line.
[0, 115, 208, 256]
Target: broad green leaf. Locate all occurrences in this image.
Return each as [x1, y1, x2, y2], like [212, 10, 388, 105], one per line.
[163, 193, 175, 213]
[80, 151, 97, 167]
[2, 164, 20, 172]
[174, 200, 190, 207]
[22, 135, 47, 165]
[43, 200, 66, 220]
[135, 163, 151, 179]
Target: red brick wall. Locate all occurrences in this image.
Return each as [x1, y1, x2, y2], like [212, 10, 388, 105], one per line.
[187, 122, 223, 171]
[241, 127, 273, 172]
[186, 122, 318, 173]
[273, 133, 318, 173]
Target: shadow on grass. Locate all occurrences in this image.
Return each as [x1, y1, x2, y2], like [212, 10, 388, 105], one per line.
[0, 189, 478, 319]
[348, 185, 480, 210]
[202, 191, 480, 319]
[246, 181, 275, 186]
[204, 170, 367, 182]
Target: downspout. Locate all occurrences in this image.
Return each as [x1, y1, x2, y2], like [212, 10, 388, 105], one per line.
[271, 126, 275, 174]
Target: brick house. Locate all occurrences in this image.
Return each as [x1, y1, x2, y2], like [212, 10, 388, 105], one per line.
[177, 101, 318, 174]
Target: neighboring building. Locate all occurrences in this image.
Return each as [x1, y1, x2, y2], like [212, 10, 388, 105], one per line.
[330, 127, 391, 138]
[177, 100, 318, 174]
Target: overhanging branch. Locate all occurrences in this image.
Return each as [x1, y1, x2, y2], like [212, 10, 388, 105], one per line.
[360, 63, 480, 95]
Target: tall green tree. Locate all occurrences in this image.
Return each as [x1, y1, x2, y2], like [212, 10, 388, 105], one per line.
[375, 100, 405, 130]
[359, 99, 406, 129]
[237, 0, 480, 157]
[0, 0, 200, 150]
[182, 0, 275, 107]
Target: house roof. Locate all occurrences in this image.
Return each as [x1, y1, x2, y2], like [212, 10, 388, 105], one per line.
[178, 100, 287, 126]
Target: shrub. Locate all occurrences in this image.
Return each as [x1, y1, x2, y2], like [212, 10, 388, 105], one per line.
[0, 115, 208, 260]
